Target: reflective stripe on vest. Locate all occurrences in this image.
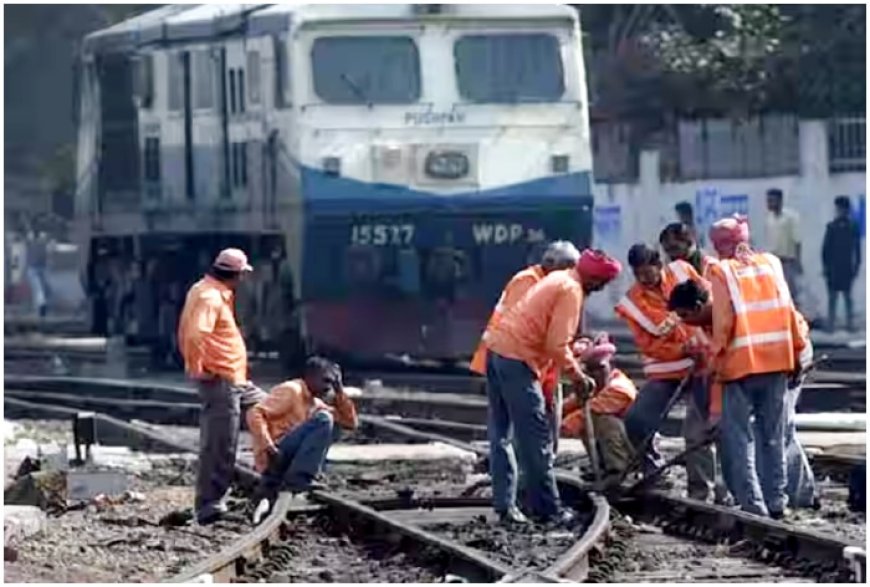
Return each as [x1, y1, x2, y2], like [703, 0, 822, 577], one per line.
[616, 295, 661, 335]
[643, 356, 694, 375]
[667, 260, 690, 284]
[719, 254, 793, 351]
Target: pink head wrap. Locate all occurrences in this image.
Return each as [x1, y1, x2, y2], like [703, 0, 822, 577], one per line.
[709, 214, 751, 259]
[576, 249, 622, 282]
[572, 333, 617, 363]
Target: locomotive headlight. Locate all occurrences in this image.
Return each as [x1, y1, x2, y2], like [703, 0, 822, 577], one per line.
[551, 154, 570, 174]
[425, 151, 469, 180]
[323, 156, 341, 177]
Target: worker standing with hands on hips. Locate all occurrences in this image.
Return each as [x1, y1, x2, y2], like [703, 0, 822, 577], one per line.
[177, 248, 268, 525]
[470, 240, 581, 452]
[484, 249, 621, 525]
[707, 214, 807, 519]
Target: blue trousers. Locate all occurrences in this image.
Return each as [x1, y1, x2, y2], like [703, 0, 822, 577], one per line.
[721, 372, 787, 516]
[623, 377, 716, 499]
[486, 351, 561, 518]
[255, 411, 338, 500]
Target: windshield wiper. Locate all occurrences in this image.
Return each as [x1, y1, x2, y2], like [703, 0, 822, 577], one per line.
[339, 73, 371, 107]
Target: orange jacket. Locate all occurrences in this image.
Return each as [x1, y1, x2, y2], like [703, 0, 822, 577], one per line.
[177, 275, 248, 385]
[247, 379, 358, 472]
[486, 268, 585, 381]
[470, 265, 546, 375]
[561, 368, 637, 438]
[709, 252, 802, 382]
[614, 260, 702, 380]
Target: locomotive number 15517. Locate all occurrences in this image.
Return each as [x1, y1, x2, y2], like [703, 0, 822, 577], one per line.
[350, 224, 415, 247]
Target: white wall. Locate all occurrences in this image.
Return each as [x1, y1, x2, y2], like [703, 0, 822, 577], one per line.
[584, 120, 867, 327]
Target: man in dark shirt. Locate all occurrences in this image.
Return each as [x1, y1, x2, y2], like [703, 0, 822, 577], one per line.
[659, 222, 710, 276]
[822, 196, 862, 332]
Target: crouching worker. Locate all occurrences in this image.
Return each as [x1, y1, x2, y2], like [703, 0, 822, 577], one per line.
[560, 335, 637, 478]
[247, 357, 358, 523]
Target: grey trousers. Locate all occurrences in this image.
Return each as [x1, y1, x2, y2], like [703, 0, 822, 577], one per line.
[195, 378, 266, 519]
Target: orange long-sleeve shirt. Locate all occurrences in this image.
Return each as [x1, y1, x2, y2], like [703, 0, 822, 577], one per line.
[561, 368, 637, 438]
[246, 379, 358, 472]
[486, 268, 585, 380]
[470, 265, 545, 375]
[177, 275, 248, 385]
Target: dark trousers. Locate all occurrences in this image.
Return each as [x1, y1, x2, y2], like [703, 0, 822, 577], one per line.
[827, 285, 854, 331]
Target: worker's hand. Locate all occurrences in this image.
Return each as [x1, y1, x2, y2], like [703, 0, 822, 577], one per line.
[266, 439, 279, 456]
[571, 372, 596, 400]
[658, 314, 679, 335]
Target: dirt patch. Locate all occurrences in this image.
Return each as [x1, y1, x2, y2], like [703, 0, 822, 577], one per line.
[243, 513, 450, 583]
[322, 459, 477, 501]
[4, 460, 249, 583]
[428, 509, 593, 572]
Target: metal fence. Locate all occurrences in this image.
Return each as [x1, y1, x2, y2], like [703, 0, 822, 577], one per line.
[828, 117, 866, 173]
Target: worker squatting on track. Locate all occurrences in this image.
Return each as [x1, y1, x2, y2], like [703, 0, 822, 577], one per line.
[177, 248, 268, 525]
[482, 249, 622, 525]
[247, 357, 359, 524]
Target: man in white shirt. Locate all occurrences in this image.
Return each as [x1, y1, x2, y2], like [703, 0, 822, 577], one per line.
[765, 188, 802, 305]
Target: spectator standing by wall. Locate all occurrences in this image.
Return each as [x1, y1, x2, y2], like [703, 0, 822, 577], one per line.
[675, 201, 703, 250]
[822, 196, 862, 332]
[764, 188, 802, 307]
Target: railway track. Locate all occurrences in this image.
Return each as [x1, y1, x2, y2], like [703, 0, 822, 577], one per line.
[4, 375, 865, 583]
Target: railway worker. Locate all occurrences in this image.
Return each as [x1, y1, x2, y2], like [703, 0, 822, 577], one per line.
[659, 222, 717, 278]
[177, 248, 268, 525]
[247, 357, 358, 524]
[560, 335, 637, 478]
[706, 214, 807, 518]
[470, 240, 581, 449]
[484, 248, 621, 525]
[616, 244, 716, 500]
[669, 278, 818, 510]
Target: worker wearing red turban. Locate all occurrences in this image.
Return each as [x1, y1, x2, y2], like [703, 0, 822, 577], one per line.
[709, 214, 751, 260]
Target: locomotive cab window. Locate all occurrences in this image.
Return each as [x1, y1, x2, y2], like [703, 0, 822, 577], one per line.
[247, 51, 261, 105]
[194, 50, 214, 109]
[454, 34, 564, 103]
[311, 36, 420, 104]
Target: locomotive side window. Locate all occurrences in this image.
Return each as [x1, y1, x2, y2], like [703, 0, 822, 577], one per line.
[237, 68, 246, 113]
[311, 37, 420, 104]
[143, 137, 161, 183]
[194, 50, 214, 110]
[168, 53, 184, 112]
[231, 142, 248, 188]
[247, 51, 261, 105]
[228, 69, 237, 114]
[454, 34, 564, 103]
[272, 36, 289, 108]
[133, 55, 154, 109]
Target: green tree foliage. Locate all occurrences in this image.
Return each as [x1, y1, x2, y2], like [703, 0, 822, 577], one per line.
[577, 4, 865, 122]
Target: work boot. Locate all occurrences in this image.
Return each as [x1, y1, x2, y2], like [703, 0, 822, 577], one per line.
[552, 508, 578, 527]
[497, 507, 529, 526]
[768, 507, 791, 521]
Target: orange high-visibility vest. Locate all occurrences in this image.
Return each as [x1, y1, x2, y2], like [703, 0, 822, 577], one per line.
[708, 252, 797, 382]
[614, 260, 701, 380]
[470, 265, 546, 375]
[561, 368, 637, 438]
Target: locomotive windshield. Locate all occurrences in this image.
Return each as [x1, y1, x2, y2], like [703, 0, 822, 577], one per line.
[311, 36, 421, 104]
[454, 33, 564, 103]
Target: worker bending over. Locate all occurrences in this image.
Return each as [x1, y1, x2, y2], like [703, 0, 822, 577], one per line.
[616, 244, 716, 500]
[471, 241, 581, 450]
[177, 248, 267, 525]
[485, 249, 621, 525]
[561, 335, 637, 477]
[669, 279, 817, 509]
[706, 215, 809, 518]
[247, 357, 358, 523]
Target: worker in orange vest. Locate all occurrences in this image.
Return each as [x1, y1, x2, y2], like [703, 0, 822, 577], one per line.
[659, 222, 717, 278]
[560, 335, 637, 477]
[707, 214, 808, 518]
[615, 243, 716, 499]
[669, 277, 817, 510]
[470, 241, 580, 451]
[485, 249, 621, 525]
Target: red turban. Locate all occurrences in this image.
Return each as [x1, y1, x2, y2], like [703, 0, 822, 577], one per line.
[572, 333, 617, 362]
[709, 214, 750, 258]
[576, 249, 622, 281]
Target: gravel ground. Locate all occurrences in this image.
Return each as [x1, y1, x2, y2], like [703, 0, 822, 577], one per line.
[428, 509, 594, 572]
[4, 448, 249, 583]
[322, 458, 478, 501]
[242, 513, 450, 583]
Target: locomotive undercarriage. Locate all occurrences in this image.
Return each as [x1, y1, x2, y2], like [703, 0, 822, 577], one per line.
[85, 232, 305, 371]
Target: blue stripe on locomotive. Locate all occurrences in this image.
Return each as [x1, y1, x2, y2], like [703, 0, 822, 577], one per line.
[298, 166, 594, 300]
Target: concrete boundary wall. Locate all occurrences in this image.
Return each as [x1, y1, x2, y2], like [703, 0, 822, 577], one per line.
[585, 120, 866, 327]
